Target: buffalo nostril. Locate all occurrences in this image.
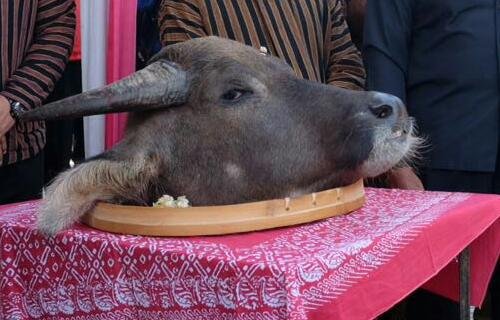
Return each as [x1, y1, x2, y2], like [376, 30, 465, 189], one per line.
[369, 104, 394, 119]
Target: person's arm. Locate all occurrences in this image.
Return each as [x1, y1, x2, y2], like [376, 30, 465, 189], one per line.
[0, 0, 75, 154]
[326, 0, 366, 91]
[363, 0, 423, 190]
[158, 0, 207, 46]
[363, 0, 412, 102]
[0, 0, 76, 112]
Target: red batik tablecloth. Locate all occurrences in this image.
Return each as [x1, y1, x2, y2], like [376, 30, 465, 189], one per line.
[0, 188, 499, 320]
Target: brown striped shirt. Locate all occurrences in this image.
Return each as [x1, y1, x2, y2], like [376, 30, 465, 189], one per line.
[159, 0, 365, 90]
[0, 0, 76, 166]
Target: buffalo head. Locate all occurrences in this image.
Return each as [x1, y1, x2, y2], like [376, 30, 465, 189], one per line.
[19, 37, 418, 235]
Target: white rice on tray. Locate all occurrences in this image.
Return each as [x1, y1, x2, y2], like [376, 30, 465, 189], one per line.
[153, 195, 190, 208]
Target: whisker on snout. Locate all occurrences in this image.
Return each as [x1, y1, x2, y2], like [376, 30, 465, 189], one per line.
[395, 118, 429, 169]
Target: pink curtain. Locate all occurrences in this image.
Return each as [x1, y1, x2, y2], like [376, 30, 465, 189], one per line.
[105, 0, 138, 149]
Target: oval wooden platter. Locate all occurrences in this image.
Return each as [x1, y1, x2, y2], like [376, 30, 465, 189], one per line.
[82, 180, 365, 237]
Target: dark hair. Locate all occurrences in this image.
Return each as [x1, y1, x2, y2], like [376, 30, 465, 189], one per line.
[137, 0, 162, 70]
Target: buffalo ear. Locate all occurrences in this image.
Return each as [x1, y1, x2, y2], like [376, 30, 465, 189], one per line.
[18, 60, 189, 121]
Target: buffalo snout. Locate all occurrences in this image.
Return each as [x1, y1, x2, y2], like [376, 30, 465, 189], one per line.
[360, 92, 419, 177]
[368, 92, 407, 126]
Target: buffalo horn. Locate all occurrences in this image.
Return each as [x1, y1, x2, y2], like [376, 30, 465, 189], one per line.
[18, 60, 189, 121]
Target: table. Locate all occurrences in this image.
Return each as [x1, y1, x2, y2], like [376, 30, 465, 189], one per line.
[0, 188, 499, 320]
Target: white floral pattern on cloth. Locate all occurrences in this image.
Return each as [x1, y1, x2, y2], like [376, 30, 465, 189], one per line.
[0, 189, 470, 320]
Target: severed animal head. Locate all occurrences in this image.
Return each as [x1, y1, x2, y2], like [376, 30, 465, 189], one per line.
[19, 37, 418, 235]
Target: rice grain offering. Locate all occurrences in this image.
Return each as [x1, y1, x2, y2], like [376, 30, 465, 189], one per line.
[153, 195, 190, 208]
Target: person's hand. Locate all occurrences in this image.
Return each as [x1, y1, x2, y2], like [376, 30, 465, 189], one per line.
[0, 136, 6, 155]
[345, 0, 367, 40]
[0, 95, 15, 155]
[0, 95, 15, 135]
[386, 167, 424, 190]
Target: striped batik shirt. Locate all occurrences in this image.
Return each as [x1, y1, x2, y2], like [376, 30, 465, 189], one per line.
[0, 0, 76, 166]
[159, 0, 365, 90]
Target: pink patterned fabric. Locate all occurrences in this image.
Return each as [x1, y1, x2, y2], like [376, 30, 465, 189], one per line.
[0, 189, 499, 320]
[104, 0, 137, 149]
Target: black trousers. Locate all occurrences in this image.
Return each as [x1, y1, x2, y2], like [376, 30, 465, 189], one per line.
[44, 61, 83, 184]
[404, 168, 500, 320]
[0, 152, 44, 205]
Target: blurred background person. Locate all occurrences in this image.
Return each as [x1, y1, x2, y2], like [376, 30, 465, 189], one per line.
[158, 0, 365, 91]
[363, 0, 500, 319]
[0, 0, 76, 204]
[137, 0, 162, 70]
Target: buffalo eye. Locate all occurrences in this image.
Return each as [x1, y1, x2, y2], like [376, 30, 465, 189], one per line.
[221, 89, 248, 102]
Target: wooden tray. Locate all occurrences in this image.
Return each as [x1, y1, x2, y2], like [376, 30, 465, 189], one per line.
[82, 180, 365, 236]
